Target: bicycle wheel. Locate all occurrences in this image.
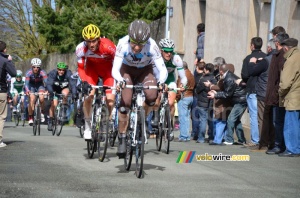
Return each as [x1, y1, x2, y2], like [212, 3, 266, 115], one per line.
[52, 109, 58, 136]
[87, 104, 98, 159]
[97, 105, 109, 162]
[135, 107, 145, 178]
[56, 105, 66, 136]
[156, 109, 163, 151]
[124, 132, 133, 171]
[21, 108, 25, 127]
[36, 105, 41, 136]
[33, 106, 38, 136]
[163, 105, 171, 154]
[14, 113, 19, 127]
[79, 125, 84, 138]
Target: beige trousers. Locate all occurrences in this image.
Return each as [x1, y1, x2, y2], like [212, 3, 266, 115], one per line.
[0, 93, 8, 142]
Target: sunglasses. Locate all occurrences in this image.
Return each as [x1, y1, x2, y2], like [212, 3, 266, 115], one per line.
[57, 69, 65, 71]
[130, 38, 147, 46]
[162, 50, 173, 53]
[32, 66, 40, 69]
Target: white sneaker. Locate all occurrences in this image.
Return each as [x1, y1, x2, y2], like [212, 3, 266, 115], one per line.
[84, 129, 92, 140]
[29, 119, 33, 126]
[41, 113, 45, 122]
[0, 142, 7, 148]
[223, 141, 233, 145]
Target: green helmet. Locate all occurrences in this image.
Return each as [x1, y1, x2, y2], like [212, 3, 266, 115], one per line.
[57, 62, 67, 70]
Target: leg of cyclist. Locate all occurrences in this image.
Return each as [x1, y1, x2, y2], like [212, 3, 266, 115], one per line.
[12, 90, 18, 113]
[28, 87, 36, 126]
[83, 89, 95, 140]
[48, 97, 58, 131]
[38, 86, 46, 123]
[61, 88, 70, 121]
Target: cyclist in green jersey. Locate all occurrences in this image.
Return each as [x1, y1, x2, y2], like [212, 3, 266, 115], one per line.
[11, 70, 25, 113]
[151, 38, 187, 140]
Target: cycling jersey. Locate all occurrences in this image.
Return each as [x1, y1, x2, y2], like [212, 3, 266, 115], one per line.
[76, 38, 116, 89]
[10, 77, 25, 94]
[112, 35, 168, 84]
[25, 69, 47, 93]
[46, 69, 76, 96]
[154, 54, 187, 86]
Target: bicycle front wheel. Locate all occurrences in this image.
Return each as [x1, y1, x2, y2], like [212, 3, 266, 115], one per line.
[87, 104, 98, 159]
[163, 105, 171, 154]
[97, 105, 109, 162]
[156, 109, 163, 151]
[56, 105, 66, 136]
[135, 107, 145, 178]
[32, 106, 39, 136]
[124, 132, 133, 171]
[14, 114, 19, 127]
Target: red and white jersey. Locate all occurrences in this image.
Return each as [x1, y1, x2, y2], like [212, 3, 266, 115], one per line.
[75, 38, 116, 83]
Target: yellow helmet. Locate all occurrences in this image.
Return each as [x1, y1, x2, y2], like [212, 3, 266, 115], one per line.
[82, 24, 100, 40]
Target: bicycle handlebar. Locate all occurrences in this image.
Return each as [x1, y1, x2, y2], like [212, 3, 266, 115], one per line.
[91, 85, 117, 90]
[125, 85, 158, 89]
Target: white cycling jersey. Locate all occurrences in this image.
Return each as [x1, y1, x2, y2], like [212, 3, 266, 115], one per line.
[112, 35, 167, 84]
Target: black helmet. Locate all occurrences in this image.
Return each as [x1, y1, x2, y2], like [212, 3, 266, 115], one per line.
[128, 19, 150, 44]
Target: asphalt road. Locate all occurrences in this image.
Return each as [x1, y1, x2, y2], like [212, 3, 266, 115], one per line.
[1, 122, 300, 198]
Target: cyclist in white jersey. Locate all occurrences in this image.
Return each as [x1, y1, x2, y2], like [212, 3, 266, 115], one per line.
[112, 19, 168, 158]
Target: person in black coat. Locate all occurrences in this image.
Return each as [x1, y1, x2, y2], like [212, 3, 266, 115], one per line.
[208, 64, 247, 145]
[195, 63, 217, 143]
[0, 41, 17, 147]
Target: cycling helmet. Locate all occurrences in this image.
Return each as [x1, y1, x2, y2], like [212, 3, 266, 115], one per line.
[159, 38, 175, 51]
[31, 58, 42, 67]
[128, 19, 150, 44]
[82, 24, 100, 40]
[57, 62, 68, 70]
[16, 70, 22, 77]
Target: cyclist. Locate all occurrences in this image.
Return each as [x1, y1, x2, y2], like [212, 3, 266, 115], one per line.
[10, 70, 25, 113]
[25, 58, 48, 126]
[46, 62, 77, 131]
[112, 19, 168, 158]
[151, 38, 187, 139]
[75, 24, 116, 140]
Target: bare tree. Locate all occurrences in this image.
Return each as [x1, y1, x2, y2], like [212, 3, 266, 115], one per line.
[0, 0, 52, 60]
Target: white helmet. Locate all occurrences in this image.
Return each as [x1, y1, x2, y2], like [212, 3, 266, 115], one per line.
[16, 70, 22, 76]
[159, 38, 175, 49]
[31, 58, 42, 67]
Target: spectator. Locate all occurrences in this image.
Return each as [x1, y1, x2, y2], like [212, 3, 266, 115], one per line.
[205, 64, 235, 145]
[265, 32, 289, 155]
[212, 57, 226, 82]
[241, 37, 266, 147]
[0, 40, 17, 148]
[208, 64, 247, 145]
[195, 63, 217, 143]
[194, 23, 205, 65]
[191, 60, 205, 140]
[278, 38, 300, 157]
[176, 61, 195, 142]
[247, 39, 277, 152]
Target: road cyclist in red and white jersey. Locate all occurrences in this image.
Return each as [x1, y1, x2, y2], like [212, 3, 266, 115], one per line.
[75, 24, 116, 140]
[111, 19, 168, 158]
[25, 58, 48, 126]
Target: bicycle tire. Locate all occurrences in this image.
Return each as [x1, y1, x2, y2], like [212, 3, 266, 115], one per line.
[163, 105, 171, 154]
[124, 132, 133, 171]
[56, 105, 66, 136]
[97, 105, 109, 162]
[36, 105, 41, 136]
[21, 109, 25, 127]
[87, 104, 98, 158]
[109, 112, 118, 147]
[14, 114, 19, 127]
[52, 109, 58, 136]
[79, 125, 84, 138]
[33, 106, 38, 136]
[156, 109, 163, 151]
[135, 107, 145, 178]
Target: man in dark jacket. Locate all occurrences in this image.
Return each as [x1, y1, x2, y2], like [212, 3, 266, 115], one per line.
[265, 32, 289, 155]
[195, 63, 217, 143]
[247, 39, 277, 151]
[241, 37, 266, 147]
[208, 64, 247, 145]
[0, 41, 17, 148]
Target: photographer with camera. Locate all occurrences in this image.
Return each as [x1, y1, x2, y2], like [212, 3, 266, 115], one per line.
[0, 40, 17, 148]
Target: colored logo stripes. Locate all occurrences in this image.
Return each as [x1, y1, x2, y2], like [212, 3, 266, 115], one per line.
[176, 151, 196, 163]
